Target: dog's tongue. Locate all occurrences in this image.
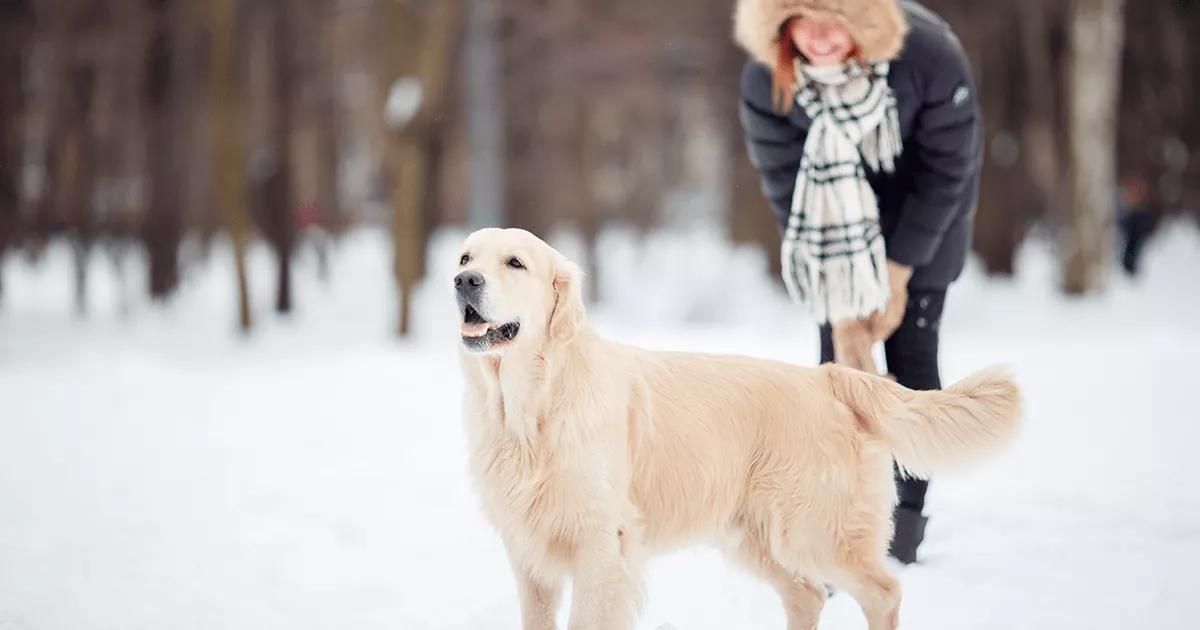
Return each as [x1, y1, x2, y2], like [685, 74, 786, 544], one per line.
[460, 321, 490, 338]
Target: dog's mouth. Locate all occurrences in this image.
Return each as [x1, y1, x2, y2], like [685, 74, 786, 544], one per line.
[460, 304, 520, 351]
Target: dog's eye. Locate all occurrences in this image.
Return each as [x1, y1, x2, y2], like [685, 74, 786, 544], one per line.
[506, 257, 525, 270]
[459, 254, 470, 266]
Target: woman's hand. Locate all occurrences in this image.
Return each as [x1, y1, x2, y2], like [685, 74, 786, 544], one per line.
[832, 261, 912, 374]
[869, 260, 913, 342]
[832, 318, 878, 374]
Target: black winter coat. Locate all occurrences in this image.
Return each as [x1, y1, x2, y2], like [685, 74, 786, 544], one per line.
[739, 1, 981, 289]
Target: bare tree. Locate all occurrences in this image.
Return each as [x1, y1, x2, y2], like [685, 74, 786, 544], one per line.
[263, 0, 297, 314]
[211, 0, 253, 331]
[497, 0, 556, 241]
[141, 0, 186, 299]
[1012, 0, 1067, 270]
[714, 0, 783, 279]
[383, 0, 462, 336]
[294, 0, 340, 279]
[1063, 0, 1124, 294]
[35, 0, 102, 313]
[463, 0, 503, 229]
[968, 3, 1033, 276]
[1187, 9, 1200, 223]
[1118, 1, 1189, 222]
[0, 1, 33, 303]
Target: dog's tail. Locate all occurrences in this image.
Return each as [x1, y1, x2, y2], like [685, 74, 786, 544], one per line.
[824, 363, 1022, 479]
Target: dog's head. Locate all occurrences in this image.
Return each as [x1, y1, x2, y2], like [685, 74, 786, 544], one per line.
[452, 228, 584, 355]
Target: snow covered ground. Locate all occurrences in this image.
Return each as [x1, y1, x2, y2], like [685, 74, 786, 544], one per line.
[2, 223, 1198, 630]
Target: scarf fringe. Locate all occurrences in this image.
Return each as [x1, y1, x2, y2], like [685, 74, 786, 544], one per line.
[782, 224, 891, 325]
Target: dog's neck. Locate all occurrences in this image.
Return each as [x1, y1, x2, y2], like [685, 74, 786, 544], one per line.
[467, 327, 594, 442]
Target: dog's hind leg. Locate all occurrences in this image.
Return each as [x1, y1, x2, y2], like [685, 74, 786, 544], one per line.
[828, 555, 900, 630]
[724, 531, 826, 630]
[824, 519, 901, 630]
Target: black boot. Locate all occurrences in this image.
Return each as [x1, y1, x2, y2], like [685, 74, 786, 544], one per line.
[889, 505, 928, 565]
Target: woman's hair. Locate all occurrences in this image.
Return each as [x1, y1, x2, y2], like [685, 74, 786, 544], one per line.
[772, 17, 864, 115]
[773, 24, 802, 114]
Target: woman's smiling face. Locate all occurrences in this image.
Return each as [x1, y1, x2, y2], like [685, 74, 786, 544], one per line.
[787, 17, 855, 67]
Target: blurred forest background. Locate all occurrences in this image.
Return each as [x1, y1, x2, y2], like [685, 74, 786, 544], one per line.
[0, 0, 1196, 335]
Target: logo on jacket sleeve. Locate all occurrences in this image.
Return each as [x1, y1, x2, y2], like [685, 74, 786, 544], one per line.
[953, 86, 971, 107]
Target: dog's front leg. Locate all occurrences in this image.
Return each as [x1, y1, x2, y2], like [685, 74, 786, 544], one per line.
[515, 572, 562, 630]
[567, 530, 640, 630]
[506, 545, 562, 630]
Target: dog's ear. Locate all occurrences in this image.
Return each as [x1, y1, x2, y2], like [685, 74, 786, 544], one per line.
[549, 257, 585, 343]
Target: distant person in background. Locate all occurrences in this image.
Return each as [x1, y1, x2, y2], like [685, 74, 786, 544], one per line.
[735, 0, 982, 563]
[1117, 175, 1158, 276]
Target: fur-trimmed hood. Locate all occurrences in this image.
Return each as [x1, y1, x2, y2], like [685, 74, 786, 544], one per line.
[734, 0, 910, 66]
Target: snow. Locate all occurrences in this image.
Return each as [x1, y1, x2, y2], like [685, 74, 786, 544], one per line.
[385, 77, 424, 129]
[2, 223, 1199, 629]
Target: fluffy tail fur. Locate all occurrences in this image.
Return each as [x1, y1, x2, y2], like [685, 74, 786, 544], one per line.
[824, 364, 1022, 478]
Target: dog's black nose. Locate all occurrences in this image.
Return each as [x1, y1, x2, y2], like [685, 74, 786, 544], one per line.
[454, 271, 485, 292]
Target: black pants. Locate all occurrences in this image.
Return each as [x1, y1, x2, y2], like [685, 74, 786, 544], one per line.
[819, 289, 946, 513]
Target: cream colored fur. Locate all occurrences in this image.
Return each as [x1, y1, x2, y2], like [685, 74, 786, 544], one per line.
[455, 228, 1021, 630]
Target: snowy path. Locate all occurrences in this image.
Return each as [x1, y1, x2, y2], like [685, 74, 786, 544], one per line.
[2, 227, 1198, 629]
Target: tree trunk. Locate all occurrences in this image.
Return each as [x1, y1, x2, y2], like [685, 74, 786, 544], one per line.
[294, 0, 339, 281]
[498, 0, 554, 240]
[210, 0, 253, 332]
[143, 0, 183, 299]
[391, 137, 425, 336]
[41, 1, 98, 314]
[464, 0, 504, 229]
[1063, 0, 1124, 294]
[112, 0, 149, 245]
[65, 69, 91, 316]
[1012, 0, 1064, 269]
[268, 0, 296, 314]
[971, 4, 1023, 276]
[718, 10, 782, 282]
[0, 2, 32, 295]
[170, 0, 209, 243]
[1188, 11, 1200, 223]
[385, 0, 462, 336]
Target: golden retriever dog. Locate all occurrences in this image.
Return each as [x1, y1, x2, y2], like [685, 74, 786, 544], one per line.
[454, 228, 1020, 630]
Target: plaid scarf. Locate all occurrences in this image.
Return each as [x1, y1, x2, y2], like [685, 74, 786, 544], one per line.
[781, 61, 903, 324]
